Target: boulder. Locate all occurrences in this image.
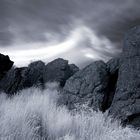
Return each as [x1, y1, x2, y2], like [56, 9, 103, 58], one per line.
[43, 58, 79, 87]
[0, 61, 45, 94]
[0, 67, 26, 94]
[0, 53, 13, 79]
[20, 61, 45, 89]
[0, 58, 79, 95]
[109, 26, 140, 128]
[59, 61, 109, 111]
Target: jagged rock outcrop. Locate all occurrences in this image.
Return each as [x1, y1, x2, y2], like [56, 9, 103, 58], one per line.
[0, 61, 46, 94]
[0, 67, 27, 94]
[0, 53, 13, 79]
[43, 58, 79, 87]
[109, 26, 140, 128]
[0, 58, 79, 94]
[20, 61, 45, 89]
[59, 61, 110, 111]
[107, 58, 120, 75]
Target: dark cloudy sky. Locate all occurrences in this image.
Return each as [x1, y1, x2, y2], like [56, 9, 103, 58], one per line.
[0, 0, 140, 67]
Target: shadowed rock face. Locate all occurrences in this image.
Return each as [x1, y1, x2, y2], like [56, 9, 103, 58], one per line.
[0, 61, 46, 94]
[0, 58, 79, 95]
[104, 58, 120, 111]
[43, 58, 79, 87]
[0, 53, 13, 79]
[0, 67, 27, 94]
[58, 59, 120, 111]
[109, 26, 140, 128]
[59, 61, 110, 111]
[20, 61, 45, 89]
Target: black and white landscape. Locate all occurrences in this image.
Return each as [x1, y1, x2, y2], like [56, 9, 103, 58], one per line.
[0, 26, 140, 139]
[0, 0, 140, 140]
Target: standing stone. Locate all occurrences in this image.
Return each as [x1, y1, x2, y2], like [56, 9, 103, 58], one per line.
[109, 26, 140, 128]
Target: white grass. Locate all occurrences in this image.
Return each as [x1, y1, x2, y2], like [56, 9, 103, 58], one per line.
[0, 83, 139, 140]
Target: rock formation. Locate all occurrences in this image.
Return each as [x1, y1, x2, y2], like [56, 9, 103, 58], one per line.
[109, 26, 140, 128]
[43, 58, 79, 87]
[0, 58, 79, 94]
[0, 67, 27, 94]
[0, 61, 45, 94]
[0, 53, 13, 79]
[59, 61, 110, 111]
[0, 26, 140, 128]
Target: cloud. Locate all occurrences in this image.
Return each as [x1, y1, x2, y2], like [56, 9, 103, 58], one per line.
[0, 0, 140, 66]
[1, 0, 140, 47]
[0, 25, 120, 67]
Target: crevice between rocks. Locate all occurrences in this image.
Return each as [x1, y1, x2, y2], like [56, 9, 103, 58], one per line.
[102, 69, 119, 112]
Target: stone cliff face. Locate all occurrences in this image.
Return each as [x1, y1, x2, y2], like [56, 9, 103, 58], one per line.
[109, 26, 140, 128]
[59, 58, 119, 112]
[0, 26, 140, 128]
[59, 61, 110, 111]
